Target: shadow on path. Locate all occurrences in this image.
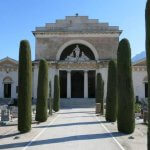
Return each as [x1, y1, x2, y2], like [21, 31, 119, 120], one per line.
[0, 132, 21, 140]
[33, 121, 100, 128]
[58, 111, 94, 115]
[64, 115, 97, 119]
[0, 132, 125, 149]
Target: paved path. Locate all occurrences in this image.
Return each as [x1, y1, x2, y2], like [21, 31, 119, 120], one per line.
[22, 108, 123, 150]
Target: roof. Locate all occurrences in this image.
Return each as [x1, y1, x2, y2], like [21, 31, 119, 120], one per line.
[132, 58, 146, 66]
[33, 15, 122, 35]
[0, 57, 18, 64]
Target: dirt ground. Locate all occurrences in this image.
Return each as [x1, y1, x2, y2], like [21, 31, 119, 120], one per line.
[98, 115, 147, 150]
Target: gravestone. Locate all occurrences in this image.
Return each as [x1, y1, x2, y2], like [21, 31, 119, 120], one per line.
[96, 103, 101, 114]
[32, 105, 36, 114]
[10, 106, 18, 118]
[143, 111, 148, 124]
[1, 109, 10, 121]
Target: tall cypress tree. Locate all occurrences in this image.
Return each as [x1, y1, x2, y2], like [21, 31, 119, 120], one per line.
[18, 40, 32, 133]
[145, 0, 150, 148]
[96, 73, 104, 115]
[53, 75, 60, 112]
[106, 60, 117, 122]
[117, 39, 135, 134]
[36, 59, 48, 122]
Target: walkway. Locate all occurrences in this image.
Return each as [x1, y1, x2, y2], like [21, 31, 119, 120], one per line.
[22, 108, 123, 150]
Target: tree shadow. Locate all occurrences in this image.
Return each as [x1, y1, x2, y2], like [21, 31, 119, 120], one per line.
[0, 132, 125, 149]
[0, 132, 21, 140]
[64, 115, 96, 118]
[0, 121, 37, 128]
[0, 123, 18, 127]
[33, 121, 100, 128]
[58, 111, 94, 115]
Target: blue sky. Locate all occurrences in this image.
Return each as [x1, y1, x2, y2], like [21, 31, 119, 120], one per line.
[0, 0, 147, 60]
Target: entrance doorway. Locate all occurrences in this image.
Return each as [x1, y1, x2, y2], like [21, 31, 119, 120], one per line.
[145, 82, 148, 98]
[4, 83, 11, 98]
[59, 70, 96, 98]
[71, 71, 84, 98]
[60, 71, 67, 98]
[88, 71, 96, 98]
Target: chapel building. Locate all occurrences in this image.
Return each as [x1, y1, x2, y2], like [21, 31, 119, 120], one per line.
[0, 16, 147, 103]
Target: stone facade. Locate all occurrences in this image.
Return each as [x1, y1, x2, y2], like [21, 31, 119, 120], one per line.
[33, 16, 121, 61]
[34, 37, 119, 61]
[132, 59, 147, 100]
[0, 57, 18, 99]
[31, 16, 121, 99]
[0, 16, 147, 102]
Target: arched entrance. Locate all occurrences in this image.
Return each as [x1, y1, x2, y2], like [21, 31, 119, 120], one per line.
[56, 39, 99, 61]
[59, 43, 96, 98]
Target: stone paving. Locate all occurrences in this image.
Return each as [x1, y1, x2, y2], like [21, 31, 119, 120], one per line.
[0, 107, 147, 150]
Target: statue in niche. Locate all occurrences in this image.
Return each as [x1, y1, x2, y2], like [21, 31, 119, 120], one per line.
[73, 45, 80, 59]
[80, 51, 89, 61]
[65, 45, 90, 61]
[65, 52, 75, 61]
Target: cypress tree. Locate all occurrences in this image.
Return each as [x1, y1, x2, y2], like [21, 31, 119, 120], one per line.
[106, 60, 117, 122]
[117, 39, 135, 134]
[145, 0, 150, 148]
[96, 73, 104, 115]
[48, 81, 53, 115]
[53, 75, 60, 112]
[35, 59, 48, 122]
[18, 40, 32, 133]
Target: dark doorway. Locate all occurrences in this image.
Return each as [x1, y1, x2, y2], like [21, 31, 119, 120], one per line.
[71, 71, 84, 98]
[145, 82, 148, 98]
[88, 71, 96, 98]
[60, 71, 67, 98]
[4, 84, 11, 98]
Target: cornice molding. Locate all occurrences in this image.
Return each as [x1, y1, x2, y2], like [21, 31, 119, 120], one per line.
[32, 32, 121, 38]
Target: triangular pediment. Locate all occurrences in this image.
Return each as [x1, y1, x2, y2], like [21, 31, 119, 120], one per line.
[0, 57, 18, 68]
[133, 58, 146, 66]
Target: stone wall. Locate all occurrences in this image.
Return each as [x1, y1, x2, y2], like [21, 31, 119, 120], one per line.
[35, 36, 119, 61]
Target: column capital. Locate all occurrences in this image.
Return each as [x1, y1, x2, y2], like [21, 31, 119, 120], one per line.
[67, 70, 71, 73]
[84, 70, 88, 73]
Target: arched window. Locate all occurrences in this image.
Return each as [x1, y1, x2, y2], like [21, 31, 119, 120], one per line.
[3, 77, 13, 83]
[60, 44, 95, 61]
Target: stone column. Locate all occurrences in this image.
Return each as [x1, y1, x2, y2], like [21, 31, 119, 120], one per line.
[84, 70, 88, 98]
[67, 70, 71, 98]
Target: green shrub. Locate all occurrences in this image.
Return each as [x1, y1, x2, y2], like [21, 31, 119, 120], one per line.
[135, 103, 141, 113]
[35, 59, 48, 122]
[105, 60, 117, 122]
[146, 1, 150, 148]
[18, 40, 32, 133]
[53, 75, 60, 112]
[96, 73, 104, 115]
[117, 38, 135, 134]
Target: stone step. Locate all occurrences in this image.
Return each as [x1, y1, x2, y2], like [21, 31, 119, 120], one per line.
[60, 98, 96, 108]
